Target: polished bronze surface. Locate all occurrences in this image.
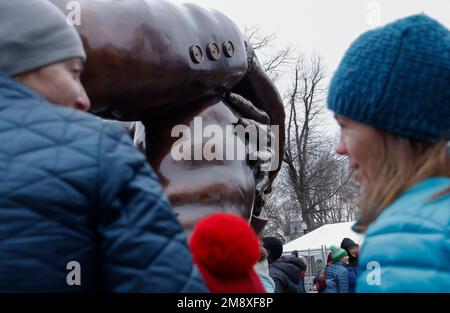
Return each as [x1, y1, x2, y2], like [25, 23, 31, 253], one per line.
[206, 42, 221, 61]
[144, 97, 255, 233]
[51, 0, 285, 233]
[223, 41, 235, 58]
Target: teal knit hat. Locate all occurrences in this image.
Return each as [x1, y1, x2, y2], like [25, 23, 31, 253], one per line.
[328, 14, 450, 142]
[330, 245, 347, 261]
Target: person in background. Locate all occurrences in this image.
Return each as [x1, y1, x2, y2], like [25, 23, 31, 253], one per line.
[291, 251, 307, 293]
[323, 246, 349, 293]
[340, 238, 359, 293]
[0, 0, 206, 292]
[314, 252, 333, 293]
[255, 242, 276, 293]
[328, 14, 450, 292]
[262, 237, 305, 293]
[262, 237, 284, 265]
[297, 256, 308, 293]
[269, 255, 306, 293]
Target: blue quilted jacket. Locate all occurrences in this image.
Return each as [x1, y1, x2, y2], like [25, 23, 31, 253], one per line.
[357, 177, 450, 292]
[0, 73, 207, 292]
[346, 263, 358, 293]
[323, 261, 349, 293]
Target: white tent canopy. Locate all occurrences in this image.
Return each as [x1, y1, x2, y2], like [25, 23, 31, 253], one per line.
[283, 221, 364, 253]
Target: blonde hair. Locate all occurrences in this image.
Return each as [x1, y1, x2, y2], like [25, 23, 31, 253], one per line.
[359, 133, 450, 232]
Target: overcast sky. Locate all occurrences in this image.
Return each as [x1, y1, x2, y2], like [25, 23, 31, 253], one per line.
[172, 0, 450, 135]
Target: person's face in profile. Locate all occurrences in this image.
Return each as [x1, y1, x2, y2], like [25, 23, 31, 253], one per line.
[341, 256, 350, 265]
[348, 246, 360, 258]
[16, 59, 91, 112]
[335, 115, 384, 196]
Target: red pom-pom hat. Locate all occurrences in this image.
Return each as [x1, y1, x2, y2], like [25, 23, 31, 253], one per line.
[189, 213, 266, 293]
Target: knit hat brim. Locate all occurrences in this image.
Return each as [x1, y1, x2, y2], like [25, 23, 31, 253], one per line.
[341, 237, 359, 252]
[328, 14, 450, 142]
[330, 246, 348, 261]
[0, 0, 86, 76]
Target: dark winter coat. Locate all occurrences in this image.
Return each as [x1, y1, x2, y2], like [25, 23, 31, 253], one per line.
[340, 238, 359, 293]
[269, 255, 306, 293]
[345, 263, 358, 293]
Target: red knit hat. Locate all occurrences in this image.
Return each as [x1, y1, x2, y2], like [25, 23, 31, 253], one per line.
[189, 213, 266, 293]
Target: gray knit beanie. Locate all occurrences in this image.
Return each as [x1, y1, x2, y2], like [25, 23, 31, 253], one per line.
[0, 0, 86, 76]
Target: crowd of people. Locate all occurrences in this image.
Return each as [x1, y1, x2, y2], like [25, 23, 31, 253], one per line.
[313, 238, 360, 294]
[0, 0, 449, 293]
[260, 237, 308, 293]
[254, 236, 360, 293]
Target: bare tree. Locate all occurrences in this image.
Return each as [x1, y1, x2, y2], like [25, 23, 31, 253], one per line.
[260, 168, 298, 240]
[244, 26, 294, 83]
[260, 189, 291, 240]
[310, 144, 360, 225]
[244, 29, 360, 239]
[283, 53, 324, 231]
[244, 26, 276, 51]
[282, 53, 358, 233]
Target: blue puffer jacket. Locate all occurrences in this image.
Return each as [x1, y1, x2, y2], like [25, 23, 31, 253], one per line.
[346, 263, 358, 293]
[357, 177, 450, 293]
[323, 261, 349, 293]
[0, 73, 207, 292]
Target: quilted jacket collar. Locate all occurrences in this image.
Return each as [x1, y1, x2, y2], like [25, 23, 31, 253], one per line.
[352, 177, 450, 234]
[397, 177, 450, 201]
[0, 71, 44, 104]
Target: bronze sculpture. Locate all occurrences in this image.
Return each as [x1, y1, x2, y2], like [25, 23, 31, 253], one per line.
[51, 0, 285, 233]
